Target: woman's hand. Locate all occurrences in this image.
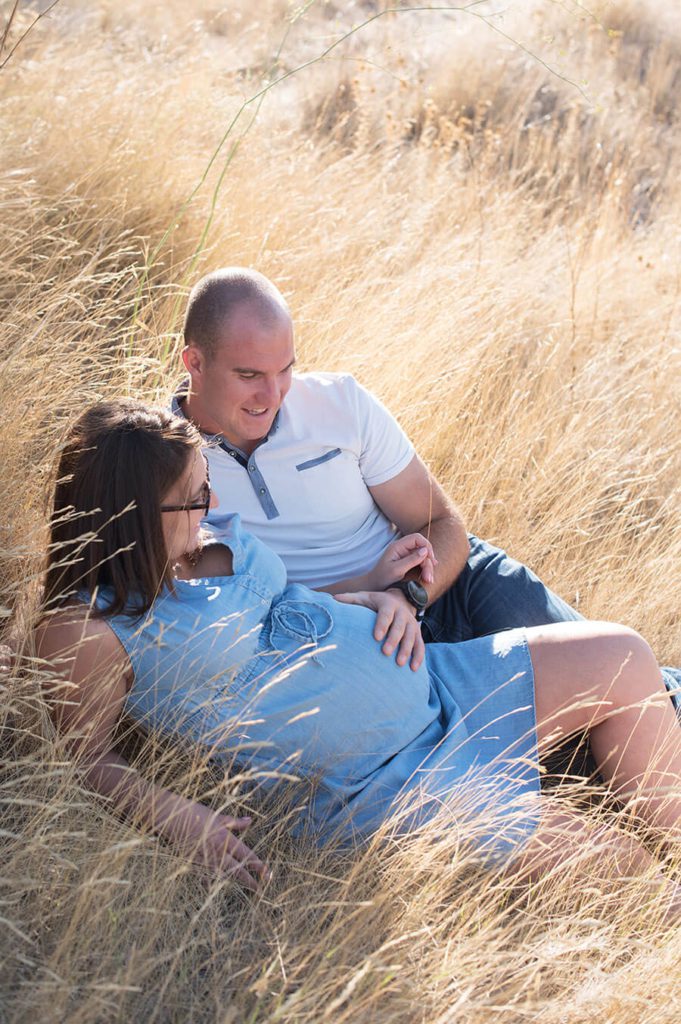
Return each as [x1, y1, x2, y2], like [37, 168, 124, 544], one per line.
[175, 798, 268, 888]
[36, 610, 270, 893]
[333, 590, 425, 671]
[176, 803, 270, 891]
[367, 533, 437, 591]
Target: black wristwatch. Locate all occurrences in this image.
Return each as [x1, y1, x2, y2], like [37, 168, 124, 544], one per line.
[388, 579, 428, 621]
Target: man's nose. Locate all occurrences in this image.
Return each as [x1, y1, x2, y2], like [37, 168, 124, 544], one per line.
[257, 377, 280, 406]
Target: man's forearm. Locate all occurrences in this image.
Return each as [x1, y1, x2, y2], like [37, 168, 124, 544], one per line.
[318, 571, 373, 595]
[411, 514, 469, 605]
[319, 515, 469, 600]
[366, 455, 470, 606]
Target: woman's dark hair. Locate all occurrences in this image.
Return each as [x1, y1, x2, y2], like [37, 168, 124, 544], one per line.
[44, 399, 203, 617]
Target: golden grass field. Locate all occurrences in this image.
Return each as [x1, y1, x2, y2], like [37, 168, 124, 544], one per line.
[2, 0, 681, 1020]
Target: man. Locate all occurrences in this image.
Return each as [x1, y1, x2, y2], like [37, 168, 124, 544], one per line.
[173, 267, 680, 711]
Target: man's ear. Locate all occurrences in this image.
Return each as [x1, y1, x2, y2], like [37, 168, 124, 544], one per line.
[182, 345, 204, 378]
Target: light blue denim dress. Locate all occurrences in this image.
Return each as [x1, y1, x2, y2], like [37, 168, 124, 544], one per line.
[93, 515, 539, 859]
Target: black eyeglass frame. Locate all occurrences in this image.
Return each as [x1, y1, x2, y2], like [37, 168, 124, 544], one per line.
[160, 464, 211, 516]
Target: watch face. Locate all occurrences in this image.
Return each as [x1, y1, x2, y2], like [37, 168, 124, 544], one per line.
[406, 580, 428, 609]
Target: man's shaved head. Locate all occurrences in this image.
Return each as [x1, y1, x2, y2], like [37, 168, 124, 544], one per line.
[183, 267, 291, 359]
[180, 267, 296, 451]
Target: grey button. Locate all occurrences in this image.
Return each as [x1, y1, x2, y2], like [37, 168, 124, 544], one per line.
[229, 450, 236, 457]
[259, 488, 266, 495]
[249, 465, 256, 472]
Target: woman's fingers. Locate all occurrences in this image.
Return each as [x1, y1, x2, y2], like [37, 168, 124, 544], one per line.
[389, 548, 429, 577]
[392, 533, 435, 560]
[232, 846, 268, 878]
[221, 830, 269, 878]
[415, 553, 435, 585]
[218, 854, 262, 891]
[236, 867, 261, 891]
[399, 535, 437, 574]
[220, 814, 253, 832]
[196, 813, 271, 889]
[224, 850, 269, 890]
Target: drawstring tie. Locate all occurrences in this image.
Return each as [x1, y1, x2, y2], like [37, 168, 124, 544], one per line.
[269, 600, 334, 665]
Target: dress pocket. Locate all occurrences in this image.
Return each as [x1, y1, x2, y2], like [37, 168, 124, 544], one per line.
[269, 600, 334, 644]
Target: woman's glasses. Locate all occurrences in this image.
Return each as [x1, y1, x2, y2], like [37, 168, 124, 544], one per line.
[160, 470, 211, 516]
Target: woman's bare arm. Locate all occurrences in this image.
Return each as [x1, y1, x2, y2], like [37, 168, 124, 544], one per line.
[36, 609, 268, 889]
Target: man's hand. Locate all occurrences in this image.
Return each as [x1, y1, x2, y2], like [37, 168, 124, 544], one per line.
[368, 454, 470, 604]
[333, 590, 425, 670]
[367, 533, 437, 591]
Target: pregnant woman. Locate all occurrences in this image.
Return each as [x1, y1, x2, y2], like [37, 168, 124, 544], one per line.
[36, 400, 681, 899]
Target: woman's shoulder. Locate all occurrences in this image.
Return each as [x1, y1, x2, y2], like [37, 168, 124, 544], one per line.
[35, 602, 131, 686]
[35, 603, 133, 738]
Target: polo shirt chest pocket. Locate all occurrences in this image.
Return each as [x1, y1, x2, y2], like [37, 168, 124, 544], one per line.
[295, 448, 342, 472]
[292, 446, 372, 532]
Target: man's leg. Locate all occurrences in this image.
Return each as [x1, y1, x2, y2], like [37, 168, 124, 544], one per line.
[421, 534, 582, 645]
[420, 536, 680, 776]
[663, 667, 681, 714]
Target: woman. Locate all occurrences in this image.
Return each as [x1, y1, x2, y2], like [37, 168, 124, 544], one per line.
[36, 400, 681, 897]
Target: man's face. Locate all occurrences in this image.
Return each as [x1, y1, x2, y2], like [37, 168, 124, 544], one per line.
[184, 304, 295, 454]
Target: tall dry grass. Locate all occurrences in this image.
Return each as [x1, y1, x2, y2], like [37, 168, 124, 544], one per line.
[1, 0, 681, 1020]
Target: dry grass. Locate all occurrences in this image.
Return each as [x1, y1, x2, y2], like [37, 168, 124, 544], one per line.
[1, 0, 681, 1020]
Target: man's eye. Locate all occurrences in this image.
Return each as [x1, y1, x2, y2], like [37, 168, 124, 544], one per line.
[239, 373, 257, 380]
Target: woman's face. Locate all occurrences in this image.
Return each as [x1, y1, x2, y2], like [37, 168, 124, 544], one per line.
[160, 452, 217, 564]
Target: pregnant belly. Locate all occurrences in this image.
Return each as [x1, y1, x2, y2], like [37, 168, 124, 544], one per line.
[237, 595, 438, 780]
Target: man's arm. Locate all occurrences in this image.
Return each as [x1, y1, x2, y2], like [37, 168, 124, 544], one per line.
[368, 454, 469, 605]
[320, 454, 468, 602]
[326, 455, 467, 669]
[320, 531, 438, 595]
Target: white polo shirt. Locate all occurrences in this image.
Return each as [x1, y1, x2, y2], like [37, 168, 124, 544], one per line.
[173, 372, 414, 587]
